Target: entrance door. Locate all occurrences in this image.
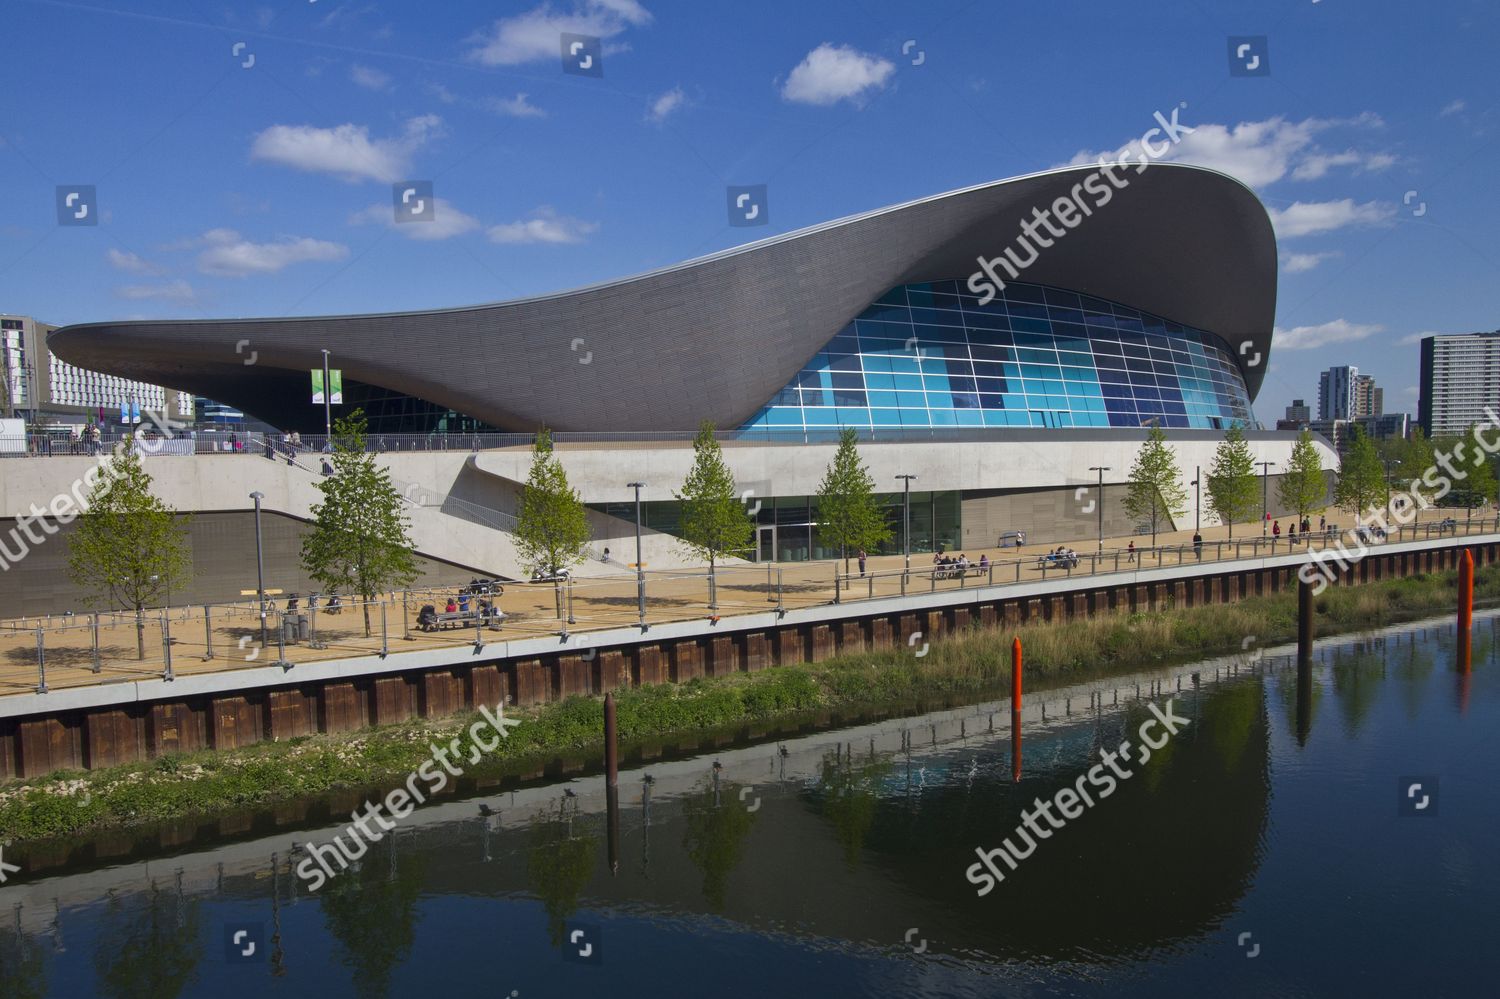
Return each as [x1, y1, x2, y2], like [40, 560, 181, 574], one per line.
[756, 525, 776, 563]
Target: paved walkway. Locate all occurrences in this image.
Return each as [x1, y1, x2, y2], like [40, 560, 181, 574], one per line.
[0, 507, 1487, 697]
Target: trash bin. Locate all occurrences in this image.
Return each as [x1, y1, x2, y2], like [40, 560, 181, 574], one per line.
[297, 614, 310, 641]
[282, 618, 298, 644]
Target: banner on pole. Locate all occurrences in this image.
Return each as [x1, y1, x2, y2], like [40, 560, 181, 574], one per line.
[311, 369, 344, 405]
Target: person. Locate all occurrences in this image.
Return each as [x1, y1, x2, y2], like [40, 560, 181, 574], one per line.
[286, 594, 299, 613]
[603, 547, 611, 562]
[1289, 523, 1298, 544]
[1273, 520, 1281, 538]
[327, 593, 342, 614]
[978, 553, 989, 571]
[458, 591, 470, 613]
[321, 458, 334, 476]
[1193, 532, 1203, 558]
[857, 549, 867, 577]
[417, 604, 438, 631]
[445, 597, 458, 614]
[1319, 514, 1326, 533]
[1127, 540, 1136, 563]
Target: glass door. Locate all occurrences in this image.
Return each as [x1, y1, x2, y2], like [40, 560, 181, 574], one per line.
[756, 525, 776, 562]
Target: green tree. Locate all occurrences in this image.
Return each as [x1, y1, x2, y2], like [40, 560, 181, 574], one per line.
[676, 421, 752, 609]
[815, 427, 893, 571]
[93, 882, 201, 999]
[514, 427, 592, 615]
[301, 410, 419, 637]
[1446, 426, 1498, 517]
[67, 438, 193, 659]
[1122, 425, 1187, 547]
[320, 838, 425, 999]
[1205, 424, 1258, 540]
[1334, 426, 1385, 518]
[1277, 429, 1329, 525]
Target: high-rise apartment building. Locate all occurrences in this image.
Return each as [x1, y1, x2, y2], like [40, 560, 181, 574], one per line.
[1353, 374, 1383, 418]
[1419, 332, 1500, 436]
[1318, 365, 1358, 421]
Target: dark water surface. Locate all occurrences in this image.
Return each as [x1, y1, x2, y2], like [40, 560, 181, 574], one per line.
[2, 614, 1496, 998]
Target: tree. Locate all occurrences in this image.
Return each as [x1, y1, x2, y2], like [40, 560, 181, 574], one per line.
[815, 427, 893, 571]
[1446, 425, 1498, 518]
[1277, 429, 1328, 525]
[67, 438, 193, 659]
[676, 421, 752, 609]
[301, 410, 419, 637]
[1205, 424, 1258, 540]
[1334, 425, 1385, 518]
[1122, 425, 1187, 547]
[513, 427, 592, 616]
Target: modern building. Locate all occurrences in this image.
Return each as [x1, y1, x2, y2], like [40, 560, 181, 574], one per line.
[45, 164, 1333, 574]
[1277, 399, 1311, 430]
[2, 313, 194, 430]
[1318, 366, 1358, 421]
[1353, 374, 1383, 418]
[1356, 412, 1408, 441]
[1419, 331, 1500, 437]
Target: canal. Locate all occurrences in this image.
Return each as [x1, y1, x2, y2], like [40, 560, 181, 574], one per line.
[1, 613, 1494, 997]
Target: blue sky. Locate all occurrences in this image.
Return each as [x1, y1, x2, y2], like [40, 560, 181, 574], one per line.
[2, 0, 1497, 422]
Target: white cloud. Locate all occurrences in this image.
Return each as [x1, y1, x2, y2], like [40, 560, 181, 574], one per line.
[465, 0, 650, 66]
[1401, 385, 1419, 397]
[487, 207, 598, 245]
[349, 64, 393, 91]
[1397, 330, 1445, 346]
[194, 228, 349, 276]
[1272, 319, 1384, 351]
[114, 279, 196, 303]
[105, 248, 165, 275]
[1267, 198, 1395, 238]
[646, 86, 686, 124]
[249, 115, 442, 183]
[781, 43, 895, 106]
[1062, 114, 1388, 189]
[485, 93, 546, 118]
[350, 198, 482, 241]
[1280, 251, 1339, 274]
[1441, 99, 1466, 117]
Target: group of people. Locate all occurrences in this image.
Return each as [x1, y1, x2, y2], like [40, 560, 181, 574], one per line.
[1040, 546, 1080, 569]
[418, 579, 506, 631]
[932, 551, 988, 579]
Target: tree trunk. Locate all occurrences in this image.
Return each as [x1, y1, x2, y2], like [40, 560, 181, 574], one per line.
[135, 605, 145, 660]
[362, 597, 372, 638]
[709, 554, 717, 611]
[554, 580, 563, 620]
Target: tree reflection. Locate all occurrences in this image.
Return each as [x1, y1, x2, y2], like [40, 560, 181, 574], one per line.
[320, 834, 425, 999]
[814, 747, 892, 869]
[681, 775, 758, 910]
[0, 917, 46, 999]
[1330, 646, 1384, 736]
[92, 881, 201, 999]
[1394, 639, 1436, 720]
[525, 800, 597, 944]
[1276, 666, 1323, 741]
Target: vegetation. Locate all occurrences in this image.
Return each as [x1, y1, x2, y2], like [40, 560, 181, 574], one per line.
[676, 421, 753, 608]
[301, 410, 419, 637]
[1334, 425, 1386, 518]
[1123, 425, 1188, 546]
[1436, 426, 1498, 513]
[66, 437, 193, 659]
[1278, 429, 1329, 525]
[5, 563, 1495, 848]
[815, 427, 893, 571]
[514, 426, 592, 614]
[1205, 424, 1259, 539]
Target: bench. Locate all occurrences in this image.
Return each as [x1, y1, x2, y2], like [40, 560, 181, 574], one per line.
[420, 610, 505, 632]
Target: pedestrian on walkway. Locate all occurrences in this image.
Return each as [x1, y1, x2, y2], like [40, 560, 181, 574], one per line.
[1127, 541, 1136, 563]
[857, 549, 867, 577]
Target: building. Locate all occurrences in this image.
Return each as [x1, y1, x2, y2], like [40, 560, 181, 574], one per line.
[1356, 412, 1408, 440]
[1277, 399, 1311, 431]
[2, 313, 194, 430]
[1353, 374, 1383, 418]
[46, 163, 1333, 570]
[1318, 366, 1358, 421]
[1419, 331, 1500, 437]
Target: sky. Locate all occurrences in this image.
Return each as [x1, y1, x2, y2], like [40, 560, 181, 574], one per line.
[2, 0, 1497, 424]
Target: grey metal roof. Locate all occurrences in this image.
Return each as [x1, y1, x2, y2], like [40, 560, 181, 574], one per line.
[48, 163, 1276, 431]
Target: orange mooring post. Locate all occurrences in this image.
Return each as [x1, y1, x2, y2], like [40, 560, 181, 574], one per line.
[1458, 549, 1474, 672]
[1011, 637, 1023, 783]
[1011, 637, 1023, 709]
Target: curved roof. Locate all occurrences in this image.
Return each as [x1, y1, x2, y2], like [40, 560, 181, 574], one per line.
[49, 163, 1276, 432]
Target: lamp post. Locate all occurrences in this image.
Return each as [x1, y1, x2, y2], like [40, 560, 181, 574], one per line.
[1256, 461, 1275, 536]
[1088, 466, 1110, 552]
[150, 572, 173, 681]
[1190, 464, 1201, 533]
[250, 490, 268, 647]
[627, 481, 646, 628]
[896, 474, 917, 574]
[320, 349, 333, 441]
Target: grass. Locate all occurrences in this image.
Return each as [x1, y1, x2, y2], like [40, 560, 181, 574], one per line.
[1, 564, 1492, 845]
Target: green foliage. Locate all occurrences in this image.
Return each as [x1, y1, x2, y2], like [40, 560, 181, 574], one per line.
[681, 778, 758, 909]
[93, 883, 201, 999]
[66, 439, 193, 658]
[1278, 429, 1329, 522]
[815, 427, 893, 569]
[1439, 427, 1498, 509]
[321, 840, 425, 998]
[675, 421, 752, 571]
[1122, 425, 1188, 546]
[1334, 425, 1386, 517]
[514, 427, 592, 581]
[526, 805, 597, 944]
[301, 410, 419, 637]
[1205, 424, 1259, 539]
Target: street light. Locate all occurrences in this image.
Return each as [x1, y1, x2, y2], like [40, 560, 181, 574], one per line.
[1256, 461, 1276, 536]
[896, 474, 918, 574]
[627, 481, 646, 628]
[1088, 466, 1110, 552]
[150, 572, 172, 681]
[250, 490, 268, 648]
[1190, 464, 1202, 533]
[320, 349, 334, 441]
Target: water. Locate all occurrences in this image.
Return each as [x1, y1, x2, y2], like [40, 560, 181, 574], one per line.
[2, 614, 1497, 998]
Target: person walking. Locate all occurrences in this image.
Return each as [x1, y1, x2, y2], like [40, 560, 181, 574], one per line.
[1193, 531, 1203, 559]
[1273, 520, 1281, 539]
[1127, 541, 1136, 563]
[857, 549, 867, 577]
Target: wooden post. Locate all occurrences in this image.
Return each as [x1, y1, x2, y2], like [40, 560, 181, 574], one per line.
[604, 691, 618, 788]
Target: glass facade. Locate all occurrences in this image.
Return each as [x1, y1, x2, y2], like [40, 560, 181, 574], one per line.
[741, 281, 1255, 432]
